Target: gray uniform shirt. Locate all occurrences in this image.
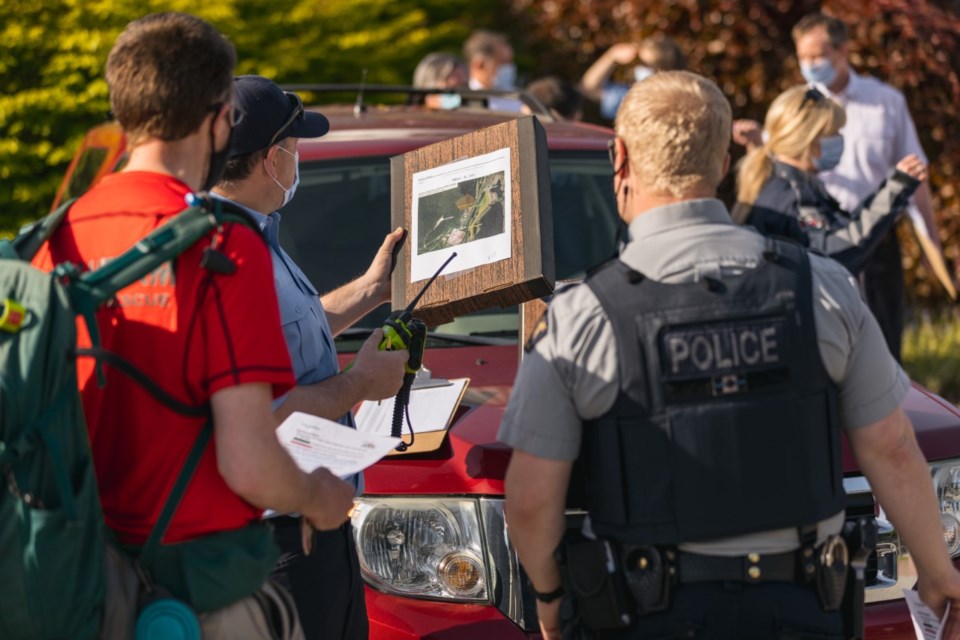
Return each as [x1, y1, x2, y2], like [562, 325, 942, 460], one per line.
[498, 198, 910, 555]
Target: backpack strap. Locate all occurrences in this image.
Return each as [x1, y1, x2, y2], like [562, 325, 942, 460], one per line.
[138, 419, 213, 568]
[74, 347, 208, 418]
[63, 195, 260, 386]
[0, 198, 76, 261]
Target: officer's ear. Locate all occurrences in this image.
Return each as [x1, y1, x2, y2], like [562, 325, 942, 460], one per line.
[614, 137, 630, 177]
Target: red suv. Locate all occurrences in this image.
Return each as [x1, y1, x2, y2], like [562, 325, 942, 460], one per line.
[56, 87, 960, 639]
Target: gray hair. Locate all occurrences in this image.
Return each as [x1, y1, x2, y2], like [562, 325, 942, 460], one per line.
[413, 53, 467, 89]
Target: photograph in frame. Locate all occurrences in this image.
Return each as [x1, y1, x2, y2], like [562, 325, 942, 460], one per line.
[410, 147, 512, 282]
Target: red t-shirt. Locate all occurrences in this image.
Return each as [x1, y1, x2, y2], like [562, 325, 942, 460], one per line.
[33, 172, 294, 544]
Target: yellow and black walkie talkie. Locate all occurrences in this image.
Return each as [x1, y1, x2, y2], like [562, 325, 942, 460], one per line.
[383, 251, 456, 450]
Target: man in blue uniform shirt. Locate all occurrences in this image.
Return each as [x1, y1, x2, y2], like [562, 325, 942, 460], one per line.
[214, 75, 407, 640]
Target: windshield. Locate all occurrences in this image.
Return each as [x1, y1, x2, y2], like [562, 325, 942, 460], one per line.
[277, 152, 618, 348]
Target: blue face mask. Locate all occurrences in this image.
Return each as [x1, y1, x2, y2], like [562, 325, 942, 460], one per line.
[800, 60, 837, 87]
[813, 135, 844, 172]
[437, 93, 462, 110]
[495, 63, 517, 90]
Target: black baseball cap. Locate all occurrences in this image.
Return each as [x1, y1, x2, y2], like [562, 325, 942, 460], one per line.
[231, 75, 330, 156]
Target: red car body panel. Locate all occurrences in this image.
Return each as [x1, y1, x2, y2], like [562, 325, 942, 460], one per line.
[365, 589, 532, 640]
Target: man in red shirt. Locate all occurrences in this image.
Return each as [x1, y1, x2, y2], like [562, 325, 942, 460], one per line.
[33, 12, 355, 638]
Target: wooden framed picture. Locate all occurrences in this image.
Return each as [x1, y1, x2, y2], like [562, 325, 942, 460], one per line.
[390, 116, 554, 326]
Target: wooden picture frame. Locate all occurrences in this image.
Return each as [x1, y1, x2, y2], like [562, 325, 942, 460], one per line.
[390, 116, 554, 326]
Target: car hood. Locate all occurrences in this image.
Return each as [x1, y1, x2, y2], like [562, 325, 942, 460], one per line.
[362, 344, 960, 495]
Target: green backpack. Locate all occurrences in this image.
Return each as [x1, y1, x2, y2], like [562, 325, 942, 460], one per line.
[0, 195, 264, 639]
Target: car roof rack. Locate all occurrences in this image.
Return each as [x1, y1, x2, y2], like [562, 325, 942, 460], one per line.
[278, 83, 554, 120]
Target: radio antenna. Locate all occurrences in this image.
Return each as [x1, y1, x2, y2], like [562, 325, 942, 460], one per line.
[354, 68, 368, 117]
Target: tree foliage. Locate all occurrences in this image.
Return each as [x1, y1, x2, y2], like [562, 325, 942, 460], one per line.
[0, 0, 493, 236]
[505, 0, 960, 305]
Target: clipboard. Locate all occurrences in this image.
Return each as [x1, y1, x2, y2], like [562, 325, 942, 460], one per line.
[354, 378, 471, 455]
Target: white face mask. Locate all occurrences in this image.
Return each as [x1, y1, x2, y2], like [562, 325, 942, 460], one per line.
[634, 65, 654, 82]
[268, 145, 299, 208]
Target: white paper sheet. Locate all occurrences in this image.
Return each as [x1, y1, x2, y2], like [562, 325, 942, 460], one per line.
[275, 411, 400, 479]
[904, 588, 951, 640]
[354, 378, 469, 439]
[908, 207, 958, 299]
[410, 147, 512, 282]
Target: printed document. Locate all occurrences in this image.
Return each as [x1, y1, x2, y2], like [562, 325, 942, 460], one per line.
[276, 411, 399, 478]
[904, 588, 951, 640]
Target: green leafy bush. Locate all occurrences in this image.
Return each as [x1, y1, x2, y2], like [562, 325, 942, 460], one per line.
[903, 313, 960, 403]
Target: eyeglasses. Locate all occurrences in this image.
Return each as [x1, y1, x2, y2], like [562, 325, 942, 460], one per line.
[267, 92, 304, 149]
[607, 137, 617, 169]
[210, 102, 245, 127]
[798, 87, 826, 112]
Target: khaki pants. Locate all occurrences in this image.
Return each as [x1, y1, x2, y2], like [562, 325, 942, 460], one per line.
[200, 580, 303, 640]
[102, 544, 304, 639]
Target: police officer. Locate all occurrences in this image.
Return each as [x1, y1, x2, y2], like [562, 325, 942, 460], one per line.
[499, 71, 960, 639]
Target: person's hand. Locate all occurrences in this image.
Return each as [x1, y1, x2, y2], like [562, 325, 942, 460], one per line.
[349, 329, 408, 401]
[536, 599, 563, 640]
[732, 119, 763, 150]
[302, 467, 355, 531]
[606, 42, 639, 65]
[362, 227, 406, 305]
[918, 570, 960, 638]
[896, 154, 928, 182]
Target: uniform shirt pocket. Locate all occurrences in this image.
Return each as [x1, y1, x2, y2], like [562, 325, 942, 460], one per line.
[279, 300, 312, 380]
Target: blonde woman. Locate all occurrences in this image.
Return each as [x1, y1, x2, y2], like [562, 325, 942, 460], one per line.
[733, 85, 926, 274]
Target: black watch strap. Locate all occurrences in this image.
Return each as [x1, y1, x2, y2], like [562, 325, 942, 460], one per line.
[531, 583, 565, 603]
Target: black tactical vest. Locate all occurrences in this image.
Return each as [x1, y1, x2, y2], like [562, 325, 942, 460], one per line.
[579, 239, 845, 544]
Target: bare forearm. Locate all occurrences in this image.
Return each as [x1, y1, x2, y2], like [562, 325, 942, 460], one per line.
[850, 409, 955, 582]
[504, 452, 572, 591]
[229, 431, 314, 513]
[320, 275, 384, 337]
[273, 370, 368, 423]
[508, 500, 566, 591]
[579, 53, 618, 101]
[212, 386, 314, 514]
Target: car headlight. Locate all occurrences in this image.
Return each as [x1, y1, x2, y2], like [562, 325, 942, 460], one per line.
[351, 497, 489, 602]
[932, 460, 960, 556]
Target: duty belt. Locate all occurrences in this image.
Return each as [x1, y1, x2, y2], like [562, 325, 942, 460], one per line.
[674, 549, 798, 584]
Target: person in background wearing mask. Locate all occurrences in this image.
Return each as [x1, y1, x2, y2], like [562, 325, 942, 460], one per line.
[578, 35, 687, 120]
[412, 52, 469, 110]
[733, 85, 926, 275]
[213, 75, 408, 640]
[463, 29, 523, 111]
[733, 12, 938, 361]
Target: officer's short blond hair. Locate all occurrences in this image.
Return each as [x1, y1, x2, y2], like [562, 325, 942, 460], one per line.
[615, 71, 731, 197]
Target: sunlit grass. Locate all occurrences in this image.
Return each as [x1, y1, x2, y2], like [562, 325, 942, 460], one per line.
[903, 312, 960, 405]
